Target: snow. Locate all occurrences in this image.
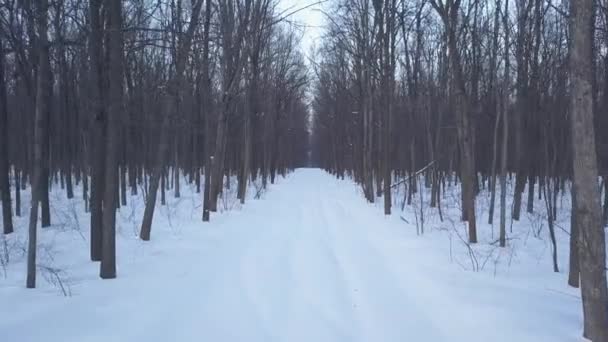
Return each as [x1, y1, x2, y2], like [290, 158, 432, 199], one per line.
[1, 169, 583, 341]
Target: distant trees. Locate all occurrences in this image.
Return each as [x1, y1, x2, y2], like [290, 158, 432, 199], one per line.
[312, 0, 608, 237]
[312, 1, 608, 339]
[0, 0, 309, 284]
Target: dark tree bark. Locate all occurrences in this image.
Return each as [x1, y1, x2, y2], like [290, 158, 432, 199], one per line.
[499, 0, 510, 247]
[0, 37, 14, 234]
[15, 168, 21, 217]
[603, 177, 608, 227]
[512, 0, 533, 222]
[430, 0, 477, 243]
[568, 186, 580, 287]
[100, 0, 124, 279]
[27, 0, 51, 287]
[569, 0, 608, 339]
[488, 0, 502, 226]
[201, 0, 213, 222]
[210, 0, 252, 211]
[88, 0, 105, 262]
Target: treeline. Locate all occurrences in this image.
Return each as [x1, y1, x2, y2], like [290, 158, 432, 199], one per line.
[311, 0, 607, 340]
[0, 0, 309, 283]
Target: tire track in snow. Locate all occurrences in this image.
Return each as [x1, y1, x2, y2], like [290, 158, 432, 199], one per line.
[236, 198, 297, 340]
[320, 197, 447, 342]
[274, 198, 360, 341]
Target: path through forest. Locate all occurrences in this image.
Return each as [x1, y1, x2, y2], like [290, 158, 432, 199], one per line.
[2, 169, 579, 342]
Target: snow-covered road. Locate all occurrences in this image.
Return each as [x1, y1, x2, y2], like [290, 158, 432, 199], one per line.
[2, 169, 580, 341]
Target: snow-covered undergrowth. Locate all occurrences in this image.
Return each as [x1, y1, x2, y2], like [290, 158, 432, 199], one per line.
[327, 171, 582, 340]
[0, 169, 582, 341]
[387, 175, 574, 277]
[0, 173, 272, 295]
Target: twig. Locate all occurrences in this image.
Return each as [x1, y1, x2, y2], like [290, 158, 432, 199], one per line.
[38, 265, 71, 297]
[389, 160, 436, 189]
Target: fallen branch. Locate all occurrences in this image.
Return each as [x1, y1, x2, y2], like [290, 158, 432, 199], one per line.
[390, 160, 436, 189]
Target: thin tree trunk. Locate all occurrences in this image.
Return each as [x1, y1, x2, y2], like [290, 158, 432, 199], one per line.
[487, 0, 501, 226]
[0, 37, 13, 234]
[201, 0, 212, 221]
[141, 167, 162, 241]
[83, 166, 89, 213]
[39, 18, 52, 229]
[603, 176, 608, 226]
[174, 150, 180, 198]
[488, 110, 500, 225]
[568, 185, 580, 287]
[499, 0, 509, 248]
[65, 168, 74, 199]
[120, 164, 127, 206]
[527, 174, 535, 213]
[15, 168, 21, 217]
[543, 177, 559, 272]
[88, 0, 104, 262]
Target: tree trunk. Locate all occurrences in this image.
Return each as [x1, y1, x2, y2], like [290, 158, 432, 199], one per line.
[488, 109, 500, 225]
[603, 176, 608, 227]
[0, 37, 13, 234]
[499, 0, 510, 248]
[15, 168, 21, 217]
[100, 0, 124, 279]
[39, 14, 52, 229]
[568, 185, 580, 287]
[569, 0, 608, 339]
[203, 157, 213, 221]
[201, 0, 212, 221]
[141, 167, 162, 240]
[139, 0, 204, 238]
[120, 164, 127, 206]
[488, 0, 502, 227]
[27, 0, 51, 287]
[431, 0, 477, 243]
[88, 0, 104, 262]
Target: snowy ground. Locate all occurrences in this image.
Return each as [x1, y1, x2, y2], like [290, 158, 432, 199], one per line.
[1, 169, 582, 341]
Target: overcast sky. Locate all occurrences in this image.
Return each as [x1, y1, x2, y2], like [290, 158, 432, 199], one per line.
[276, 0, 325, 58]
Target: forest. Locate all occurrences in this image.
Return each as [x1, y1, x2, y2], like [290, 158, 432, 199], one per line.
[311, 0, 608, 338]
[1, 0, 608, 340]
[0, 0, 310, 275]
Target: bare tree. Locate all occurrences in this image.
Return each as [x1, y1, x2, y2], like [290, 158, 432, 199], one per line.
[499, 0, 510, 248]
[569, 0, 608, 339]
[140, 0, 205, 240]
[0, 36, 13, 234]
[99, 0, 125, 278]
[88, 0, 104, 262]
[208, 0, 252, 211]
[430, 0, 477, 243]
[26, 0, 51, 287]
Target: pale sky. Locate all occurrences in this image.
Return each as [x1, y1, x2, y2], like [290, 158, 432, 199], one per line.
[276, 0, 326, 59]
